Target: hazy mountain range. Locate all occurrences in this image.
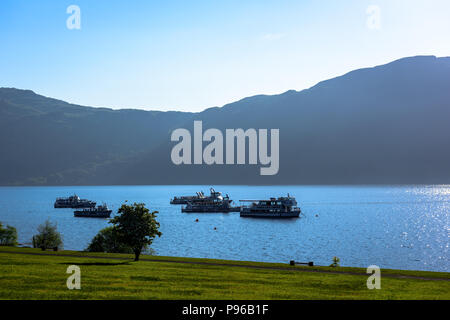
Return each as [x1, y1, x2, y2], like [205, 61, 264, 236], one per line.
[1, 55, 450, 186]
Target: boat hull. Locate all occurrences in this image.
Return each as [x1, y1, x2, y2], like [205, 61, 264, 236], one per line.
[55, 203, 96, 209]
[74, 210, 112, 218]
[182, 206, 240, 213]
[240, 209, 300, 218]
[170, 199, 191, 205]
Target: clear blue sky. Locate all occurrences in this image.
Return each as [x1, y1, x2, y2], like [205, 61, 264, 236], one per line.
[1, 0, 450, 112]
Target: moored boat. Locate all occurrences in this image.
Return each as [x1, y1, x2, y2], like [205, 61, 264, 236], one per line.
[182, 200, 240, 213]
[170, 191, 206, 204]
[74, 204, 112, 218]
[240, 195, 301, 218]
[54, 194, 96, 208]
[180, 188, 240, 213]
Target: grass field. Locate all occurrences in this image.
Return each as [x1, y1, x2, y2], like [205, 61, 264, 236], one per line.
[0, 247, 448, 300]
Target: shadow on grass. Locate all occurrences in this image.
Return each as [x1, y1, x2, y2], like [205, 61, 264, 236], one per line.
[59, 261, 131, 266]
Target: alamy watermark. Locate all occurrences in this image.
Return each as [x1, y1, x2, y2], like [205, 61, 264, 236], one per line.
[366, 265, 381, 289]
[66, 5, 81, 30]
[66, 265, 81, 289]
[170, 121, 279, 176]
[366, 5, 381, 30]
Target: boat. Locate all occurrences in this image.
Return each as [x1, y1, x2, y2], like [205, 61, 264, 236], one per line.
[170, 191, 206, 204]
[74, 204, 112, 218]
[239, 194, 301, 218]
[181, 188, 240, 213]
[182, 199, 240, 213]
[54, 194, 96, 208]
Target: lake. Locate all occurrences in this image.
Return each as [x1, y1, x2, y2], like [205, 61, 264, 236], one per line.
[0, 185, 448, 272]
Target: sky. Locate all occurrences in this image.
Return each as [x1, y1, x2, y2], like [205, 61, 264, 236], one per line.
[1, 0, 450, 112]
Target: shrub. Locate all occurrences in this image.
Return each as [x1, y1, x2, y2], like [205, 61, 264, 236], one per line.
[86, 226, 133, 254]
[32, 220, 63, 251]
[0, 222, 18, 246]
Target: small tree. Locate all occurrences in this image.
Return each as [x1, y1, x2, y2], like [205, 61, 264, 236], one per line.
[32, 220, 63, 251]
[86, 226, 133, 254]
[110, 203, 161, 261]
[330, 256, 340, 267]
[0, 222, 18, 246]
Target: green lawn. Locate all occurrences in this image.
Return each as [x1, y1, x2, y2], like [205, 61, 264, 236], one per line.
[0, 247, 448, 300]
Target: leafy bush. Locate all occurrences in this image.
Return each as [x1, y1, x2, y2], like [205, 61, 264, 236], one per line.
[86, 226, 133, 254]
[0, 222, 18, 246]
[32, 220, 63, 251]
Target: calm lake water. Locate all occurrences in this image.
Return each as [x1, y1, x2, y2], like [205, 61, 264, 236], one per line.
[0, 185, 448, 272]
